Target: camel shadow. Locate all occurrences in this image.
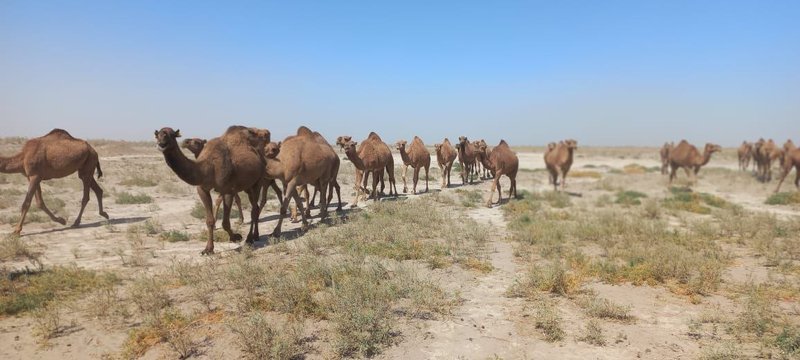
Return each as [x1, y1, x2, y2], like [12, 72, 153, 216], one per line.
[247, 207, 358, 249]
[565, 191, 583, 197]
[23, 216, 150, 237]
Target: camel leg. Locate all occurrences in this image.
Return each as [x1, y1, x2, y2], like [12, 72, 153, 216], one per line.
[511, 176, 518, 199]
[318, 180, 329, 219]
[245, 187, 260, 244]
[402, 164, 409, 193]
[198, 188, 216, 255]
[561, 170, 569, 191]
[794, 166, 800, 189]
[90, 178, 109, 220]
[387, 165, 398, 196]
[412, 166, 420, 194]
[220, 194, 241, 242]
[774, 166, 789, 193]
[333, 181, 343, 211]
[213, 194, 223, 223]
[34, 184, 66, 226]
[352, 170, 363, 208]
[272, 179, 298, 237]
[290, 189, 309, 230]
[14, 177, 42, 235]
[424, 164, 430, 193]
[486, 174, 500, 207]
[234, 194, 244, 224]
[270, 181, 284, 207]
[72, 177, 92, 228]
[371, 170, 380, 202]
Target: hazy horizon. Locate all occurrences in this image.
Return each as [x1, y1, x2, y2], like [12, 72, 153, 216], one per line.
[2, 1, 798, 147]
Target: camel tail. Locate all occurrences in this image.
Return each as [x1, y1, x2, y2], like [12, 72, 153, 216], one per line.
[96, 162, 103, 179]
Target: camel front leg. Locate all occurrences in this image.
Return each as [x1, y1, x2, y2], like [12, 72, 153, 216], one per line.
[245, 187, 261, 244]
[317, 180, 329, 219]
[272, 178, 298, 237]
[402, 164, 409, 193]
[371, 170, 380, 202]
[72, 177, 92, 228]
[14, 176, 41, 235]
[352, 169, 363, 207]
[234, 194, 244, 224]
[33, 184, 66, 226]
[220, 194, 241, 242]
[561, 169, 569, 191]
[290, 188, 309, 230]
[424, 164, 430, 193]
[197, 188, 216, 255]
[412, 166, 420, 194]
[774, 162, 793, 193]
[486, 174, 500, 207]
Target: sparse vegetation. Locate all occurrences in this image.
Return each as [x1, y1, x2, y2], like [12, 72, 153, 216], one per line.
[766, 192, 800, 206]
[533, 299, 565, 342]
[579, 296, 634, 322]
[578, 320, 606, 346]
[570, 170, 602, 179]
[228, 312, 304, 360]
[115, 191, 153, 204]
[120, 175, 158, 187]
[0, 265, 116, 315]
[160, 229, 190, 242]
[615, 190, 647, 206]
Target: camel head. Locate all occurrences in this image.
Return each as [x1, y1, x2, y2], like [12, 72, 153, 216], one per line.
[704, 143, 722, 155]
[247, 128, 271, 148]
[546, 142, 557, 152]
[458, 136, 469, 145]
[565, 139, 578, 150]
[478, 143, 488, 155]
[434, 143, 442, 153]
[264, 142, 281, 159]
[785, 139, 796, 152]
[154, 128, 181, 152]
[342, 140, 358, 154]
[395, 140, 407, 151]
[180, 138, 207, 156]
[336, 136, 352, 150]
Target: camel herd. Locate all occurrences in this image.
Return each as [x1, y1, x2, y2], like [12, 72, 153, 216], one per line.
[3, 128, 799, 255]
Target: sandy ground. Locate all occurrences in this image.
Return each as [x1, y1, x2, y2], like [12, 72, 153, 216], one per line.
[0, 140, 798, 359]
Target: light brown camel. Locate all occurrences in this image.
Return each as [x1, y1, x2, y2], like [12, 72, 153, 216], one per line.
[0, 129, 108, 235]
[757, 139, 778, 182]
[667, 140, 721, 186]
[544, 139, 578, 191]
[482, 140, 519, 207]
[543, 142, 558, 185]
[289, 130, 343, 217]
[775, 140, 800, 193]
[156, 126, 265, 255]
[341, 132, 397, 206]
[337, 134, 386, 196]
[476, 142, 496, 179]
[660, 142, 674, 175]
[434, 138, 457, 188]
[262, 126, 338, 236]
[472, 140, 484, 179]
[476, 139, 492, 179]
[395, 136, 431, 194]
[737, 141, 753, 172]
[457, 136, 478, 184]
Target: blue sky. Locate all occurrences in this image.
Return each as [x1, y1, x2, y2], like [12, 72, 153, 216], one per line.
[1, 1, 798, 146]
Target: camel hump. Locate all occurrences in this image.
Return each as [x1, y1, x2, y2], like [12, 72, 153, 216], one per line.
[45, 129, 75, 139]
[225, 125, 249, 134]
[296, 126, 314, 137]
[678, 139, 689, 145]
[367, 132, 382, 141]
[498, 140, 509, 147]
[413, 136, 422, 141]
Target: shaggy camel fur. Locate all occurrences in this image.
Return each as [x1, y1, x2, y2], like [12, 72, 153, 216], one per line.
[457, 136, 478, 184]
[263, 126, 338, 236]
[434, 138, 457, 188]
[156, 126, 265, 255]
[775, 140, 800, 192]
[482, 140, 519, 207]
[737, 141, 753, 172]
[544, 139, 578, 191]
[341, 132, 397, 206]
[396, 136, 431, 194]
[667, 140, 721, 186]
[0, 129, 108, 235]
[660, 142, 674, 175]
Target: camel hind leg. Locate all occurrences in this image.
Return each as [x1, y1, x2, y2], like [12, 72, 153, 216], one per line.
[486, 172, 502, 207]
[245, 187, 261, 244]
[424, 164, 430, 193]
[401, 164, 409, 193]
[220, 194, 242, 242]
[72, 176, 92, 228]
[412, 166, 420, 194]
[89, 178, 108, 220]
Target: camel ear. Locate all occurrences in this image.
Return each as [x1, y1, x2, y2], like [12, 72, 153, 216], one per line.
[175, 129, 181, 138]
[201, 139, 207, 145]
[154, 130, 159, 137]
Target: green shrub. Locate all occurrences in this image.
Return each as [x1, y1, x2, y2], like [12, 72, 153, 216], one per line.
[116, 191, 153, 204]
[615, 190, 647, 206]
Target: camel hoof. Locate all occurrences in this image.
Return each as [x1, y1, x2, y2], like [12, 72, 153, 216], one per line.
[70, 221, 81, 228]
[230, 234, 243, 242]
[270, 230, 281, 238]
[201, 248, 215, 255]
[56, 217, 67, 225]
[100, 211, 110, 219]
[245, 234, 259, 244]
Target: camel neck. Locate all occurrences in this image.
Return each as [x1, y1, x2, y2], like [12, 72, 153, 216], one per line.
[265, 158, 284, 179]
[0, 153, 24, 174]
[399, 147, 411, 165]
[701, 150, 713, 166]
[345, 150, 366, 170]
[162, 145, 204, 185]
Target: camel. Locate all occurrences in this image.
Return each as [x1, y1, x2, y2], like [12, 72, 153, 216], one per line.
[660, 142, 674, 175]
[775, 140, 800, 193]
[395, 136, 431, 194]
[482, 140, 519, 207]
[476, 142, 496, 179]
[0, 129, 108, 235]
[737, 141, 753, 172]
[337, 135, 387, 196]
[757, 139, 778, 182]
[341, 132, 397, 206]
[472, 140, 484, 179]
[156, 126, 265, 255]
[434, 138, 457, 188]
[667, 140, 721, 186]
[457, 136, 479, 184]
[544, 142, 558, 185]
[544, 139, 578, 191]
[262, 126, 338, 236]
[289, 130, 343, 215]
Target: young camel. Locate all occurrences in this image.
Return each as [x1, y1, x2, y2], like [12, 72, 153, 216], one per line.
[262, 126, 338, 236]
[0, 129, 108, 235]
[737, 141, 753, 172]
[395, 136, 431, 194]
[341, 133, 397, 206]
[337, 135, 385, 197]
[660, 142, 674, 175]
[482, 140, 519, 207]
[775, 140, 800, 193]
[457, 136, 478, 184]
[434, 138, 457, 188]
[544, 139, 578, 191]
[156, 126, 265, 255]
[667, 140, 721, 186]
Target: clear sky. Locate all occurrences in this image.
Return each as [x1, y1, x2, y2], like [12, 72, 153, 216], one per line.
[1, 1, 798, 146]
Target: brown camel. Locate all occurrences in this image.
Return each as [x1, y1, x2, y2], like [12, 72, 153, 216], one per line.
[341, 132, 397, 206]
[482, 140, 519, 207]
[757, 139, 778, 182]
[476, 142, 496, 179]
[544, 142, 558, 185]
[0, 129, 108, 235]
[262, 126, 338, 236]
[737, 141, 753, 172]
[660, 142, 674, 175]
[337, 134, 387, 196]
[395, 136, 431, 194]
[775, 140, 800, 193]
[667, 140, 721, 186]
[544, 139, 578, 191]
[457, 136, 479, 184]
[156, 126, 265, 255]
[288, 130, 343, 216]
[434, 138, 458, 188]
